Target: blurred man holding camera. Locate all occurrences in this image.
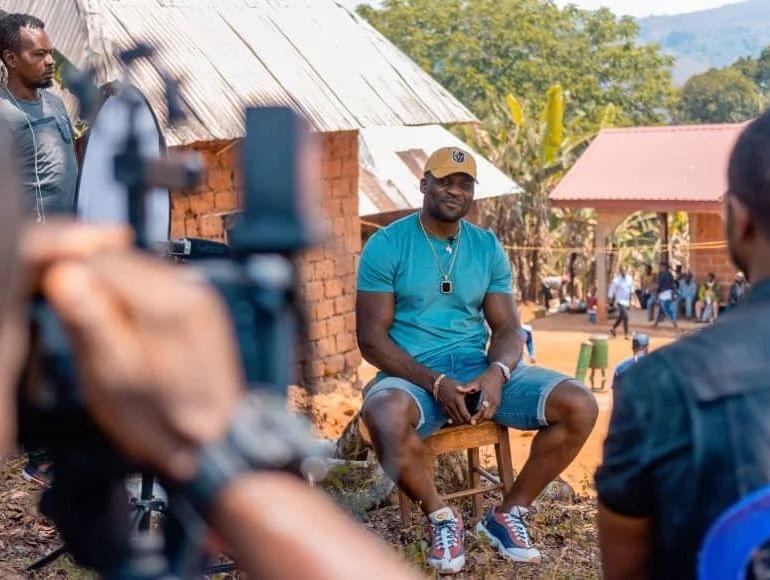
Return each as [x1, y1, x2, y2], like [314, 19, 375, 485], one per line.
[0, 110, 418, 578]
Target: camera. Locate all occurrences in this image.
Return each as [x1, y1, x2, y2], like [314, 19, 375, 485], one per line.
[16, 46, 326, 578]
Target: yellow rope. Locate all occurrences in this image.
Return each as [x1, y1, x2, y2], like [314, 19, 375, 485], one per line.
[359, 219, 727, 254]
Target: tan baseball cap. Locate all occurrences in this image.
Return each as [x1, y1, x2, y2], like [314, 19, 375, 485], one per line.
[424, 147, 478, 180]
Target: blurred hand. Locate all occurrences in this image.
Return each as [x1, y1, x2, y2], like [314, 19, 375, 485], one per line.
[0, 221, 132, 454]
[42, 250, 244, 481]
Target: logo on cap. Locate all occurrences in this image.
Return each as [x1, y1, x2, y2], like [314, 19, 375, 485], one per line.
[451, 150, 466, 163]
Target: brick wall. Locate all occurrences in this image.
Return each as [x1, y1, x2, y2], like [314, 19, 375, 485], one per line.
[297, 131, 361, 388]
[170, 131, 362, 389]
[689, 212, 735, 301]
[170, 141, 240, 241]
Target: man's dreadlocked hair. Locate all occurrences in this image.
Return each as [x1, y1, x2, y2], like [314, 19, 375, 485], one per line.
[0, 13, 45, 67]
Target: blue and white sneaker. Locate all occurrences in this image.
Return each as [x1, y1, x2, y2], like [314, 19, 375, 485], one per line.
[475, 506, 541, 563]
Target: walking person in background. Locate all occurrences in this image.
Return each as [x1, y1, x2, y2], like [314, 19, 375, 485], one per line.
[697, 272, 721, 323]
[678, 271, 698, 320]
[653, 262, 678, 330]
[608, 265, 634, 339]
[636, 264, 655, 310]
[728, 271, 750, 309]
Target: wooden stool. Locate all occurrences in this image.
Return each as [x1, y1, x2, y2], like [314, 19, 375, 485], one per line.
[398, 422, 515, 526]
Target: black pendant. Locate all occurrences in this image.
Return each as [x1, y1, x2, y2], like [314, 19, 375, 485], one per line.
[440, 279, 453, 294]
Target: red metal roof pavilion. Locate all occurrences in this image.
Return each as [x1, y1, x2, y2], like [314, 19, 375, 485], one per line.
[551, 123, 745, 212]
[549, 122, 746, 322]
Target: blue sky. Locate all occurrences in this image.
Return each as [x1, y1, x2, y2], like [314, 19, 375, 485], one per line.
[344, 0, 747, 18]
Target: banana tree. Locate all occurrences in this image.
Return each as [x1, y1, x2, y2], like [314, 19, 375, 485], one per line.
[466, 86, 612, 301]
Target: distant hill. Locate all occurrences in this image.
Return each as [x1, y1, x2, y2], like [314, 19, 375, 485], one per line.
[639, 0, 770, 84]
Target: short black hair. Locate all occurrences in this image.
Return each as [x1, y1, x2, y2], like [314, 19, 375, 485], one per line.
[728, 109, 770, 236]
[0, 13, 45, 66]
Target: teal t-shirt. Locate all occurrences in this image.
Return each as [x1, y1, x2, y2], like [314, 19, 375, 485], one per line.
[357, 213, 513, 364]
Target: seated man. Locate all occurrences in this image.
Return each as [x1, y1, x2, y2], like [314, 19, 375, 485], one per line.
[595, 110, 770, 580]
[728, 271, 750, 308]
[612, 333, 649, 386]
[356, 147, 598, 575]
[677, 271, 698, 320]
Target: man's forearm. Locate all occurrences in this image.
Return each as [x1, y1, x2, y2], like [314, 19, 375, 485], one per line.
[359, 333, 438, 392]
[487, 326, 524, 370]
[210, 473, 422, 580]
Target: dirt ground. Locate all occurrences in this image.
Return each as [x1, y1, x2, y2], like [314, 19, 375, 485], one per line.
[0, 304, 685, 578]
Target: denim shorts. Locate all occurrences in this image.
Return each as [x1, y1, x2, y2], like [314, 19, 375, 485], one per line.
[362, 349, 571, 438]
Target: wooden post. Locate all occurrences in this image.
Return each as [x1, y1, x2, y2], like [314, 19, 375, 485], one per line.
[658, 212, 670, 265]
[595, 211, 629, 323]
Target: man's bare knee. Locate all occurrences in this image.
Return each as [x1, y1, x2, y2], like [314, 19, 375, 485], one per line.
[361, 390, 423, 481]
[545, 380, 599, 434]
[361, 389, 420, 438]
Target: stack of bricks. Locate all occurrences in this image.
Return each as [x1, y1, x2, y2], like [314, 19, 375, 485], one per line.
[169, 131, 362, 390]
[689, 212, 735, 301]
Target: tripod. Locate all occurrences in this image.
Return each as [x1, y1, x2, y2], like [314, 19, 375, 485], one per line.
[27, 473, 165, 573]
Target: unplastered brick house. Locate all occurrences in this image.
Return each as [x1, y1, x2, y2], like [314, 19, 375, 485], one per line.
[29, 0, 476, 389]
[169, 132, 361, 387]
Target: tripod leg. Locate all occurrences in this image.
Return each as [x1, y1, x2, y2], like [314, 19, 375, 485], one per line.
[26, 545, 67, 571]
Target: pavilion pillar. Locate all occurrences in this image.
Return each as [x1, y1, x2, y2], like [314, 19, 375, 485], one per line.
[595, 211, 629, 324]
[658, 212, 670, 265]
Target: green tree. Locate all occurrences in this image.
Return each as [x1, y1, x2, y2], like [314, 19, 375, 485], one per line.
[677, 68, 763, 124]
[467, 87, 606, 300]
[358, 0, 675, 126]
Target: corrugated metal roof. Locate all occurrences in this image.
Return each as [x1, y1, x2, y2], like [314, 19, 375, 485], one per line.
[0, 0, 476, 146]
[358, 125, 521, 217]
[550, 123, 746, 211]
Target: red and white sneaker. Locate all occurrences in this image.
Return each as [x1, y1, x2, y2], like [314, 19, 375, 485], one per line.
[426, 506, 465, 574]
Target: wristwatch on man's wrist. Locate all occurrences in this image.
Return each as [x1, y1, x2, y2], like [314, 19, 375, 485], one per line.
[178, 392, 327, 516]
[490, 361, 511, 382]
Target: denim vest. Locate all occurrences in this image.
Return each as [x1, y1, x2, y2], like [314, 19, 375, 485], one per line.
[655, 279, 770, 578]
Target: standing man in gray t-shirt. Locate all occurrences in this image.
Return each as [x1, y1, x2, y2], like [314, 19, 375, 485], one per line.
[0, 13, 78, 485]
[0, 13, 78, 221]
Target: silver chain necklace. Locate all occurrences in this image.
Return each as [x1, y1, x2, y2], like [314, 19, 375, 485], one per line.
[3, 85, 46, 223]
[417, 213, 461, 294]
